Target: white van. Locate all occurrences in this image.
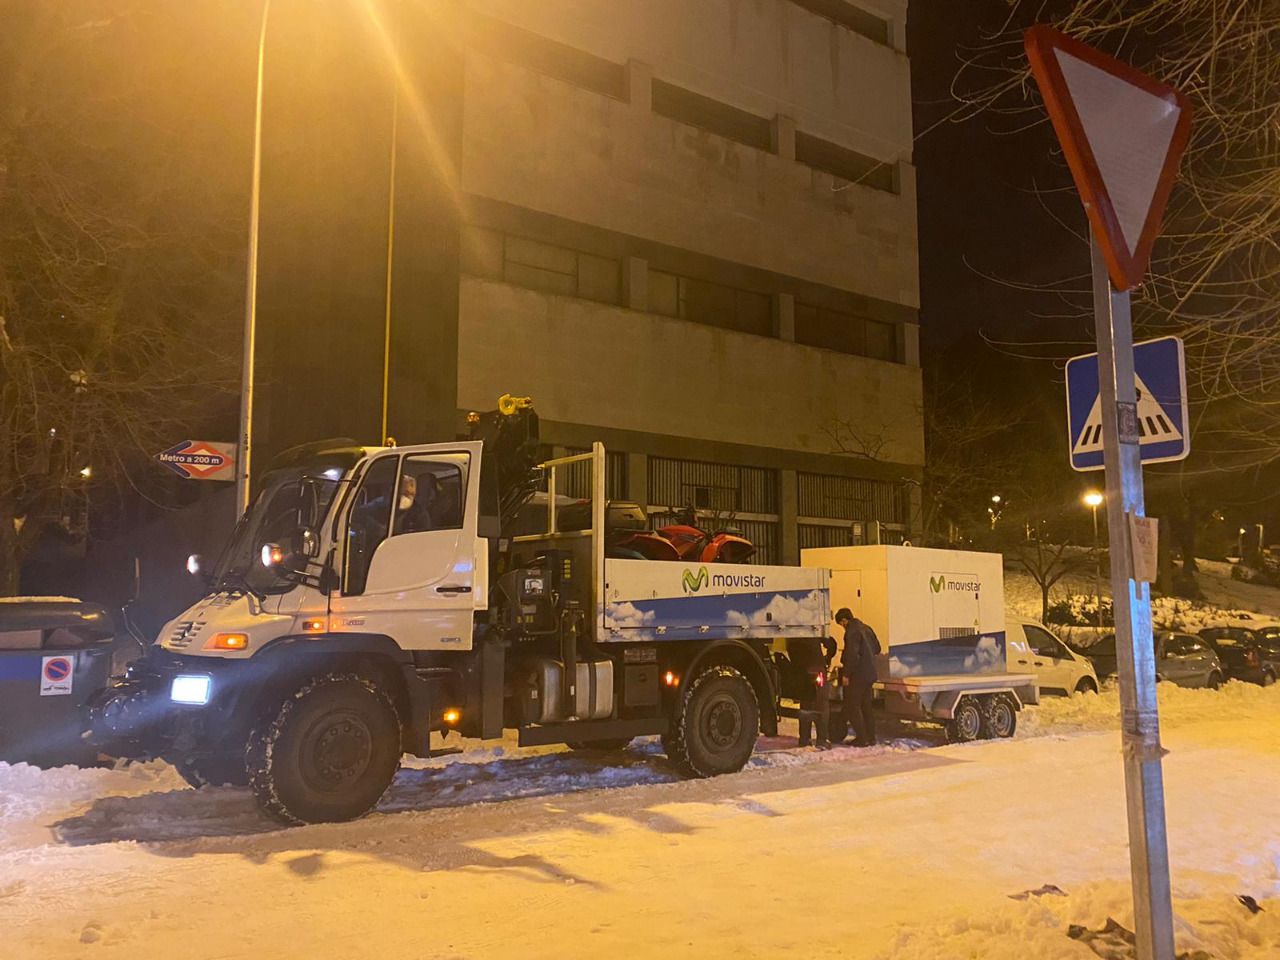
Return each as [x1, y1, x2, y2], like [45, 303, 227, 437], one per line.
[1005, 619, 1099, 696]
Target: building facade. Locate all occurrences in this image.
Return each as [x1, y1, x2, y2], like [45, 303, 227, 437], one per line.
[252, 0, 922, 564]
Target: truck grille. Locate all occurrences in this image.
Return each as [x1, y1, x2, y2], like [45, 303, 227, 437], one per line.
[167, 620, 206, 649]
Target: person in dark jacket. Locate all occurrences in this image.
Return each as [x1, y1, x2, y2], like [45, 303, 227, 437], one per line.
[792, 636, 837, 747]
[836, 607, 882, 746]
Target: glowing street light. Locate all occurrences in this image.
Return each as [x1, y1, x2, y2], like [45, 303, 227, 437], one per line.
[1083, 491, 1104, 628]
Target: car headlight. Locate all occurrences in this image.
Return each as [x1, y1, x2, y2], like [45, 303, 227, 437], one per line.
[170, 675, 212, 705]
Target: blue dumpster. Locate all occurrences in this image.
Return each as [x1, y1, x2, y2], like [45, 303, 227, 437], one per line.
[0, 600, 115, 767]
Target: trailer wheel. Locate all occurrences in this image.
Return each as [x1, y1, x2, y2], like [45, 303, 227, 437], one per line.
[944, 696, 983, 744]
[175, 752, 250, 789]
[979, 694, 1017, 739]
[247, 675, 401, 825]
[564, 738, 633, 752]
[666, 665, 759, 777]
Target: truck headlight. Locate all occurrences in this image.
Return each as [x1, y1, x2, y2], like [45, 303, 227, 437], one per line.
[171, 675, 212, 705]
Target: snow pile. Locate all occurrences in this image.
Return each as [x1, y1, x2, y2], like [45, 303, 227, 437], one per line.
[0, 760, 185, 852]
[880, 880, 1280, 960]
[1021, 679, 1280, 737]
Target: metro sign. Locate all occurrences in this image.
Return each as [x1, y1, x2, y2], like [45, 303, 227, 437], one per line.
[157, 440, 237, 481]
[1025, 26, 1193, 291]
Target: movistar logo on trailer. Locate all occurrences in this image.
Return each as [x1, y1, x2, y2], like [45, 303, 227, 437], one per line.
[682, 567, 766, 593]
[682, 567, 710, 593]
[930, 573, 981, 594]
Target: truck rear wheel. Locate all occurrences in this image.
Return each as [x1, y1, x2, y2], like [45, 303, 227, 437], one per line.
[944, 696, 983, 744]
[666, 665, 759, 777]
[248, 675, 402, 825]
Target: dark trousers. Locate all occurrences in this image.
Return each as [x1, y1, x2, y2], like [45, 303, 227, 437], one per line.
[798, 674, 830, 746]
[843, 682, 876, 745]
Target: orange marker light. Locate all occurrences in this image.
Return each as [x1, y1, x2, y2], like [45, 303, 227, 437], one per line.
[443, 708, 461, 725]
[301, 619, 326, 634]
[206, 632, 249, 651]
[663, 671, 678, 687]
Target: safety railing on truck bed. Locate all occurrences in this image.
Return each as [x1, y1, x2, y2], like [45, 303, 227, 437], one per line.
[511, 442, 608, 639]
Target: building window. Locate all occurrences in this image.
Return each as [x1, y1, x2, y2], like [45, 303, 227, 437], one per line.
[543, 447, 629, 502]
[651, 80, 773, 152]
[467, 15, 626, 100]
[795, 131, 896, 193]
[789, 0, 891, 46]
[795, 302, 898, 362]
[648, 457, 778, 515]
[462, 226, 621, 305]
[649, 271, 772, 337]
[798, 472, 906, 524]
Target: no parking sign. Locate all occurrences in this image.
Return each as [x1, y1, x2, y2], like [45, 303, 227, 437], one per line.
[40, 655, 75, 696]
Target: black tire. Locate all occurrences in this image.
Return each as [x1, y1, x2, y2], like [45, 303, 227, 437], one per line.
[945, 696, 983, 743]
[666, 665, 760, 777]
[1261, 671, 1276, 688]
[980, 695, 1017, 739]
[1074, 677, 1099, 696]
[564, 738, 633, 752]
[1207, 671, 1223, 691]
[175, 752, 250, 789]
[247, 675, 402, 825]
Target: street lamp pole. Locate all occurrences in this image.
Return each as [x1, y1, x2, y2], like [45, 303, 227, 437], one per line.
[1085, 491, 1104, 629]
[236, 0, 271, 515]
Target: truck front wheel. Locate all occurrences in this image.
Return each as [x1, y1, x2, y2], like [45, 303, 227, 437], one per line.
[247, 675, 402, 825]
[666, 665, 759, 777]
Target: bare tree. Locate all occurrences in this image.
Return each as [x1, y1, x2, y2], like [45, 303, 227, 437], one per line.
[953, 1, 1280, 467]
[1011, 535, 1090, 623]
[0, 4, 241, 593]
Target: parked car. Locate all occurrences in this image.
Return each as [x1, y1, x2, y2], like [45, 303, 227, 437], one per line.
[1085, 631, 1224, 689]
[1198, 627, 1278, 687]
[1006, 619, 1099, 695]
[1252, 627, 1280, 678]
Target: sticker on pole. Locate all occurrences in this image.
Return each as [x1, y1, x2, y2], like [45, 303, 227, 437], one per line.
[1066, 336, 1188, 471]
[156, 441, 236, 481]
[1025, 26, 1193, 291]
[41, 655, 75, 696]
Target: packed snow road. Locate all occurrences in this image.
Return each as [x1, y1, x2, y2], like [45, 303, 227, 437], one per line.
[2, 684, 1277, 959]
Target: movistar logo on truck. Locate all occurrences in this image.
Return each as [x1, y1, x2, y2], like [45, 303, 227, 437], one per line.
[930, 573, 981, 593]
[682, 567, 767, 593]
[682, 567, 710, 593]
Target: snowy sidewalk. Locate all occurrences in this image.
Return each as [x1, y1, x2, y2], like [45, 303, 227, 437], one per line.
[2, 684, 1278, 959]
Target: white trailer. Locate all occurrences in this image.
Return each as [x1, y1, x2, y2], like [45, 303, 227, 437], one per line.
[801, 546, 1038, 741]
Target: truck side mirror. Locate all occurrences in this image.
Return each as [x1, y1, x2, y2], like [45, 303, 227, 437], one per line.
[300, 527, 319, 558]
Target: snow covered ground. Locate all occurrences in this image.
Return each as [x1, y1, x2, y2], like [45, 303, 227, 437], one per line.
[2, 683, 1277, 959]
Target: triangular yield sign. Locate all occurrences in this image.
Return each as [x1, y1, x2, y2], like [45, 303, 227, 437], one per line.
[1025, 26, 1193, 291]
[1072, 373, 1184, 456]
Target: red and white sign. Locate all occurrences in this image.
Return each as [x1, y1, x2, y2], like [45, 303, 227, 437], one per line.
[1025, 26, 1193, 291]
[41, 655, 75, 696]
[156, 440, 237, 481]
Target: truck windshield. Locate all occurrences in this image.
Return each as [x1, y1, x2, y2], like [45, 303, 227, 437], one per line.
[212, 470, 343, 594]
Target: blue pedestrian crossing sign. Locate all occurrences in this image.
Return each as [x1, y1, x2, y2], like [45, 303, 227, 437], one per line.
[1066, 336, 1189, 471]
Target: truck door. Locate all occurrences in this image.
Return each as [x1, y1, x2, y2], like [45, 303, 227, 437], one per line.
[329, 445, 481, 650]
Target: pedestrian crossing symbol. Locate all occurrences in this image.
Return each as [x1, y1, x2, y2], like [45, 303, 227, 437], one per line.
[1065, 336, 1188, 471]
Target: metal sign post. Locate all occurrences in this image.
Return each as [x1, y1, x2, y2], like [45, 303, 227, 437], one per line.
[1026, 27, 1193, 957]
[1090, 234, 1175, 958]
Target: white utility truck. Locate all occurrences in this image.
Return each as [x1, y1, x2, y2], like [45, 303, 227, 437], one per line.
[802, 546, 1038, 741]
[89, 401, 1035, 825]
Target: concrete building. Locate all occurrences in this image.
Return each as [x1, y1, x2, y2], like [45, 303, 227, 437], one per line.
[253, 0, 922, 564]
